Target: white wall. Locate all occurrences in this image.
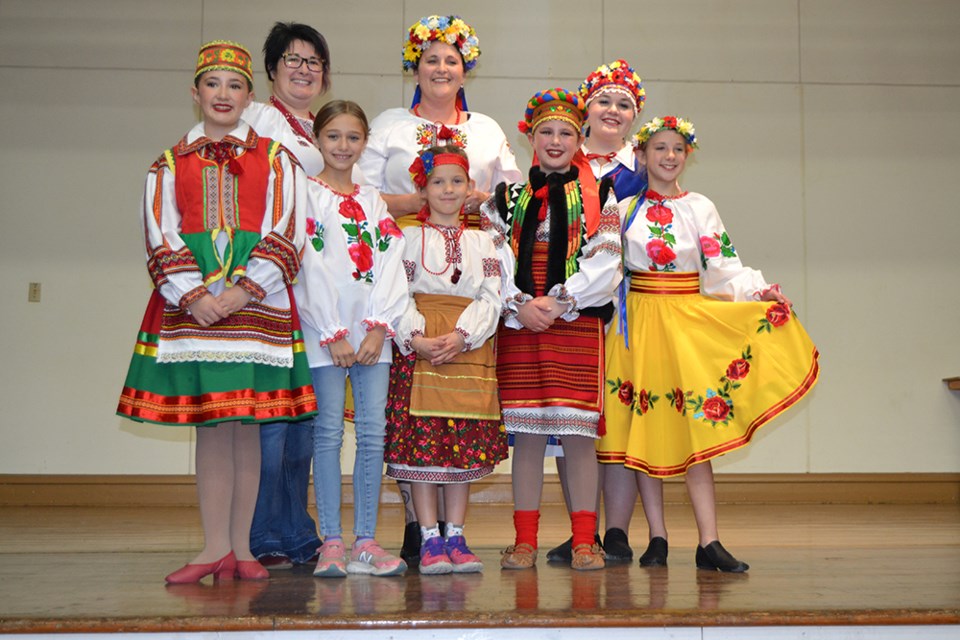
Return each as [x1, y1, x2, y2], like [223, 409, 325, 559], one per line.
[1, 0, 958, 475]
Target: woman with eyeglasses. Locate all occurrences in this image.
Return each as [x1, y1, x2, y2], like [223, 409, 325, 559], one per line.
[241, 22, 331, 572]
[243, 21, 331, 176]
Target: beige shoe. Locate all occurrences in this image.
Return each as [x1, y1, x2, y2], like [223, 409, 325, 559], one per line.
[500, 543, 538, 569]
[571, 543, 605, 571]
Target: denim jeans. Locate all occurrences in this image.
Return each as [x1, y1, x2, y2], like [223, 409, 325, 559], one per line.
[311, 362, 390, 539]
[249, 421, 321, 563]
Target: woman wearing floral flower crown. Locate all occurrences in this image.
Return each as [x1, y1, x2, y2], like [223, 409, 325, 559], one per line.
[358, 14, 522, 230]
[241, 22, 331, 572]
[548, 59, 650, 566]
[357, 14, 522, 566]
[598, 116, 819, 572]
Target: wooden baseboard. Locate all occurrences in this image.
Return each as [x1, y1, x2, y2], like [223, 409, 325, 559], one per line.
[0, 473, 956, 507]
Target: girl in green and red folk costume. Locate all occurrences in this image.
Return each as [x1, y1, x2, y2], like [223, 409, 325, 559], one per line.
[386, 145, 507, 575]
[480, 89, 622, 571]
[116, 41, 317, 584]
[599, 116, 819, 572]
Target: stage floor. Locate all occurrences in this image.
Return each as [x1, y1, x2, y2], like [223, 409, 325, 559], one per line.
[0, 502, 958, 635]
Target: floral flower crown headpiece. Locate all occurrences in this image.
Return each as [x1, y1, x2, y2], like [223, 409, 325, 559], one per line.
[195, 40, 253, 86]
[517, 88, 585, 135]
[578, 59, 645, 113]
[408, 150, 470, 188]
[402, 15, 481, 72]
[633, 115, 699, 149]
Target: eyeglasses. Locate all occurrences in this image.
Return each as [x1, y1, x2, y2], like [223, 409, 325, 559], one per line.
[281, 53, 324, 73]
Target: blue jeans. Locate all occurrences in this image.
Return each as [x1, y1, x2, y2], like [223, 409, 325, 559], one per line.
[249, 421, 321, 563]
[311, 362, 389, 539]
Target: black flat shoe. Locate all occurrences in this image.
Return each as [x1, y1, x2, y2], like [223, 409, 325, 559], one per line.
[638, 536, 668, 567]
[696, 540, 749, 573]
[602, 528, 633, 562]
[400, 521, 422, 567]
[546, 536, 573, 563]
[546, 533, 602, 563]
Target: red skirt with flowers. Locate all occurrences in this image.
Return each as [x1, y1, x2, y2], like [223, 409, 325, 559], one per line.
[385, 349, 508, 484]
[597, 272, 819, 477]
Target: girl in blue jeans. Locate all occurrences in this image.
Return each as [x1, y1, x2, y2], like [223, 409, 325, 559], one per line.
[295, 100, 409, 577]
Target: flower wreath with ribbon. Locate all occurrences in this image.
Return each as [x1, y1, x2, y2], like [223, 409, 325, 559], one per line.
[402, 15, 480, 72]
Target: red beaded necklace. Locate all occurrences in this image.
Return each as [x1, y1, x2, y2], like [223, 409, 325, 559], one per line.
[270, 96, 315, 143]
[420, 220, 465, 284]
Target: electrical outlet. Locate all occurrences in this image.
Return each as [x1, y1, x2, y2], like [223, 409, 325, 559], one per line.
[28, 282, 41, 303]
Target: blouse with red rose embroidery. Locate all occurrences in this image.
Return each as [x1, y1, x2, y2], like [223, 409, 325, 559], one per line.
[294, 178, 408, 368]
[621, 190, 776, 301]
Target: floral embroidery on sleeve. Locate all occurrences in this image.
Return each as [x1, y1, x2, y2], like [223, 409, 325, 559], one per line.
[376, 218, 403, 250]
[306, 217, 324, 252]
[698, 232, 736, 270]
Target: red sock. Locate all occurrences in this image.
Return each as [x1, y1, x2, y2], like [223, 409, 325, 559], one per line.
[513, 510, 540, 548]
[570, 510, 597, 548]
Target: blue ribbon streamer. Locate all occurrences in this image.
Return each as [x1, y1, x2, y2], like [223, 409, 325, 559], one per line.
[617, 193, 646, 349]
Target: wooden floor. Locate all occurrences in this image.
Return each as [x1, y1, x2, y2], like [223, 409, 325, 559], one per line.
[0, 502, 958, 636]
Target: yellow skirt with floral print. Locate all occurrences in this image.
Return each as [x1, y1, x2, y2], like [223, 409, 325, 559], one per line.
[597, 272, 819, 477]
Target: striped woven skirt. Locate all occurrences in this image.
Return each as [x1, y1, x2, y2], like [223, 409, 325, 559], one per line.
[116, 289, 318, 427]
[497, 314, 606, 439]
[597, 272, 819, 477]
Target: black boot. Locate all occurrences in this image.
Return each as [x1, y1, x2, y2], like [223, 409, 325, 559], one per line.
[695, 540, 749, 573]
[400, 521, 422, 568]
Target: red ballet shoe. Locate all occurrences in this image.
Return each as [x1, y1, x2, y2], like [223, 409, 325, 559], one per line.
[165, 551, 236, 584]
[235, 558, 269, 580]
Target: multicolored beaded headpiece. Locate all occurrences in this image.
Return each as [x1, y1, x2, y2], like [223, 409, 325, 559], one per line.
[518, 88, 585, 135]
[402, 15, 481, 72]
[578, 59, 645, 113]
[408, 149, 470, 188]
[633, 115, 699, 149]
[195, 40, 253, 85]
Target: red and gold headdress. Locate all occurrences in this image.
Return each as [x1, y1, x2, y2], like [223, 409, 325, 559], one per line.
[195, 40, 253, 85]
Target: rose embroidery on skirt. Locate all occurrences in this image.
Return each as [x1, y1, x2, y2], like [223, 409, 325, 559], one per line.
[758, 302, 791, 333]
[607, 377, 658, 416]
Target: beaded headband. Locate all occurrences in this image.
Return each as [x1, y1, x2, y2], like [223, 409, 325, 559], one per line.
[518, 88, 585, 135]
[402, 15, 480, 72]
[579, 59, 645, 113]
[409, 150, 470, 188]
[633, 115, 699, 149]
[195, 40, 253, 85]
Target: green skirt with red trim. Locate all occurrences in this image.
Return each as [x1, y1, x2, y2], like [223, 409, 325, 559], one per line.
[117, 290, 317, 426]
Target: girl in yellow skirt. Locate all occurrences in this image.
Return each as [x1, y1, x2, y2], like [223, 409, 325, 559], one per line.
[599, 116, 819, 572]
